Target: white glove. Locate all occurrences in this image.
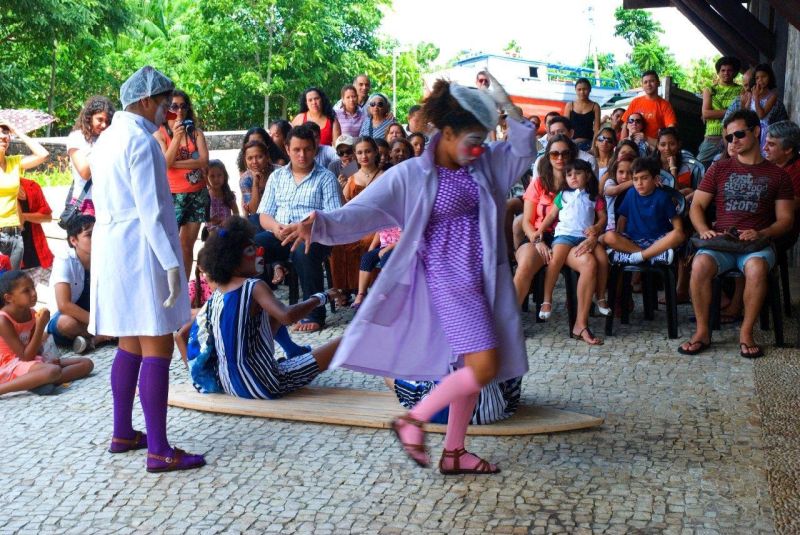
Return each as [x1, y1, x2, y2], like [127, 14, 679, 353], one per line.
[484, 71, 522, 121]
[162, 267, 182, 308]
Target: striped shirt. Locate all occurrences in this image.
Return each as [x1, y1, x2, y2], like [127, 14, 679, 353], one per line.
[394, 372, 523, 425]
[335, 107, 366, 138]
[256, 163, 342, 224]
[210, 279, 320, 399]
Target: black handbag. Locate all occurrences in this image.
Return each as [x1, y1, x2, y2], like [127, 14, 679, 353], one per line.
[58, 179, 92, 230]
[689, 227, 771, 254]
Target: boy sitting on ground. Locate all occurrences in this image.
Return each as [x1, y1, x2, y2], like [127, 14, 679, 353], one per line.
[604, 157, 685, 265]
[47, 215, 112, 354]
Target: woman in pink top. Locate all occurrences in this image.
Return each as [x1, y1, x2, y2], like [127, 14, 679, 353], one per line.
[0, 271, 92, 397]
[352, 226, 401, 309]
[513, 135, 576, 305]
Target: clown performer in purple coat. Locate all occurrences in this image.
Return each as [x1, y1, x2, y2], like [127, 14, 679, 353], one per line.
[283, 73, 537, 474]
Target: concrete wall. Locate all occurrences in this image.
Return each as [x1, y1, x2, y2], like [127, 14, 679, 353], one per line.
[784, 25, 800, 125]
[9, 130, 248, 172]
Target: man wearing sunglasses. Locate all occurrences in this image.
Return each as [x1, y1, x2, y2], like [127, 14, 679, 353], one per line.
[680, 109, 794, 359]
[620, 70, 677, 147]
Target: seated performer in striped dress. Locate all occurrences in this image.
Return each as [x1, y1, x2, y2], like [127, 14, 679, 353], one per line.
[191, 216, 343, 399]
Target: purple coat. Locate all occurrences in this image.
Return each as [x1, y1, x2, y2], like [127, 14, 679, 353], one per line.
[312, 118, 537, 381]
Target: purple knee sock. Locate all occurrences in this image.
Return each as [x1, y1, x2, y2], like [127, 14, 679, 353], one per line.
[138, 357, 172, 457]
[110, 348, 143, 439]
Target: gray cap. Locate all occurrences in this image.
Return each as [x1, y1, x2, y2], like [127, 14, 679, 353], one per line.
[449, 83, 499, 131]
[119, 66, 175, 109]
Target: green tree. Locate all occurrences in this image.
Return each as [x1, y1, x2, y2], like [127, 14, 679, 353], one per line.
[613, 6, 663, 47]
[683, 57, 718, 94]
[503, 40, 522, 57]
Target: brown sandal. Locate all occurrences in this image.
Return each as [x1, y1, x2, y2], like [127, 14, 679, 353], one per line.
[391, 414, 429, 467]
[571, 327, 603, 345]
[146, 447, 206, 473]
[108, 431, 147, 454]
[438, 448, 500, 475]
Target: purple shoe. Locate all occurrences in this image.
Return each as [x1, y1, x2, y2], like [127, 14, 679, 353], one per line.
[146, 448, 206, 473]
[108, 431, 148, 454]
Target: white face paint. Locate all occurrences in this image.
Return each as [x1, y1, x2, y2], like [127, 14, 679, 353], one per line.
[153, 100, 169, 126]
[244, 244, 265, 275]
[455, 131, 488, 167]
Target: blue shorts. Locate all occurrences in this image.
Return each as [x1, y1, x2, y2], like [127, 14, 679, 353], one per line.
[696, 246, 775, 274]
[46, 312, 74, 347]
[622, 233, 662, 250]
[552, 235, 586, 247]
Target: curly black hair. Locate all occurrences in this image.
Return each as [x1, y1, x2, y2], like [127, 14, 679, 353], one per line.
[197, 216, 255, 284]
[73, 95, 115, 143]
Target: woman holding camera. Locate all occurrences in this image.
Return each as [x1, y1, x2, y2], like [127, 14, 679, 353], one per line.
[154, 90, 210, 280]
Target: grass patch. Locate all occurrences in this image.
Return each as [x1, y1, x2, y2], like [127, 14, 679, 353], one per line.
[24, 154, 73, 188]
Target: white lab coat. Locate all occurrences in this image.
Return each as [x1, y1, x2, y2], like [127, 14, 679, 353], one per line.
[88, 111, 190, 336]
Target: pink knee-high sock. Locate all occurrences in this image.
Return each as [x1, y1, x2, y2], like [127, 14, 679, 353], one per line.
[444, 392, 479, 450]
[138, 357, 172, 457]
[409, 366, 482, 423]
[110, 348, 142, 439]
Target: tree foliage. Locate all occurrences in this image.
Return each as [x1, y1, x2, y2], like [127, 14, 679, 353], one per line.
[613, 6, 663, 47]
[1, 0, 437, 134]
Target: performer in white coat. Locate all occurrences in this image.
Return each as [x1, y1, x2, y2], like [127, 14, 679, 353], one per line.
[89, 66, 205, 473]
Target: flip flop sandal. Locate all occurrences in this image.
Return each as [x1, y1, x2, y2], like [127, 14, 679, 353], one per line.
[571, 327, 603, 345]
[109, 431, 148, 454]
[677, 340, 711, 355]
[146, 448, 206, 473]
[739, 343, 764, 359]
[391, 415, 429, 468]
[292, 318, 324, 333]
[439, 448, 500, 475]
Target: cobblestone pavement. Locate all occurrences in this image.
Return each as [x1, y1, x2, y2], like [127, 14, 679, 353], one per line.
[1, 281, 795, 534]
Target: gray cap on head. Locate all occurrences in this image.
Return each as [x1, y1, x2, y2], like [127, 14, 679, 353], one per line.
[449, 83, 499, 131]
[119, 66, 175, 109]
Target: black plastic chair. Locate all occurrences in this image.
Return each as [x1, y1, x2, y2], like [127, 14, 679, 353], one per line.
[604, 187, 686, 340]
[522, 266, 578, 335]
[709, 266, 784, 347]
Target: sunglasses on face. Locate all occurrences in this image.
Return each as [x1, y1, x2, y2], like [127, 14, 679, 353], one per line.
[724, 127, 754, 143]
[597, 136, 614, 143]
[627, 118, 643, 124]
[548, 150, 571, 160]
[369, 101, 385, 108]
[477, 78, 489, 84]
[337, 148, 353, 157]
[169, 103, 189, 111]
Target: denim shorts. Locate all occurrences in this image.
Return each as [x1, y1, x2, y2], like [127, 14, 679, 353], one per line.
[696, 246, 775, 274]
[46, 312, 73, 347]
[552, 235, 586, 247]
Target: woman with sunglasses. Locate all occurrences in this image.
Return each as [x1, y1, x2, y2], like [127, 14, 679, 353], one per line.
[624, 112, 651, 156]
[335, 85, 365, 138]
[154, 90, 210, 281]
[590, 127, 617, 186]
[291, 87, 340, 146]
[359, 93, 394, 140]
[514, 135, 574, 306]
[0, 121, 49, 270]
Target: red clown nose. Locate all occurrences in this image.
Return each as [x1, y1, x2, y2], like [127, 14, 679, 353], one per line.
[468, 145, 485, 158]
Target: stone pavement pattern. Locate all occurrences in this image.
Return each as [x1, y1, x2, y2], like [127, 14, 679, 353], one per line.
[3, 279, 794, 534]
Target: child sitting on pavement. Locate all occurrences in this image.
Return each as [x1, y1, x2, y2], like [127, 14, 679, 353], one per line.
[604, 157, 685, 265]
[0, 270, 93, 397]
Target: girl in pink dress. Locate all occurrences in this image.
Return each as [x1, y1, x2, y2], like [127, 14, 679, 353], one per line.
[0, 271, 93, 397]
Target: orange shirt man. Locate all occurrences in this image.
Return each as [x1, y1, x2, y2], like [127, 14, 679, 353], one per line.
[622, 70, 677, 144]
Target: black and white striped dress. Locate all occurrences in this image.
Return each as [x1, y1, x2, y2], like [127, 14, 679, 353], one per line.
[210, 279, 320, 399]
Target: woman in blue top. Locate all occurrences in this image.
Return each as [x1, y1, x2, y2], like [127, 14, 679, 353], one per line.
[359, 93, 394, 140]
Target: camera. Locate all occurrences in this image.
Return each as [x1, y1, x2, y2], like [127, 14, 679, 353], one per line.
[182, 119, 195, 138]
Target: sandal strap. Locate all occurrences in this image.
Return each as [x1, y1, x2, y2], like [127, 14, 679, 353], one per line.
[147, 448, 184, 464]
[110, 431, 142, 446]
[397, 414, 426, 429]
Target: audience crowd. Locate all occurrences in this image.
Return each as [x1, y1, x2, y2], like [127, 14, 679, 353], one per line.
[1, 57, 799, 400]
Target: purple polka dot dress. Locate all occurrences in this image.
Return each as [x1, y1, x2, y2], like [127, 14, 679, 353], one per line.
[422, 166, 498, 356]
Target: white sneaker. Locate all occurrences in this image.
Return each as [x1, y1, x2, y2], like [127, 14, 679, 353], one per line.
[650, 249, 674, 265]
[611, 250, 634, 264]
[72, 336, 89, 355]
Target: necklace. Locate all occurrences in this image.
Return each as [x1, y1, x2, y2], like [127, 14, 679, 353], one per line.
[360, 168, 378, 184]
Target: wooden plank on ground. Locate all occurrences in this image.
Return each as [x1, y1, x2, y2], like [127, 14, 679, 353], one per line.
[168, 383, 604, 436]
